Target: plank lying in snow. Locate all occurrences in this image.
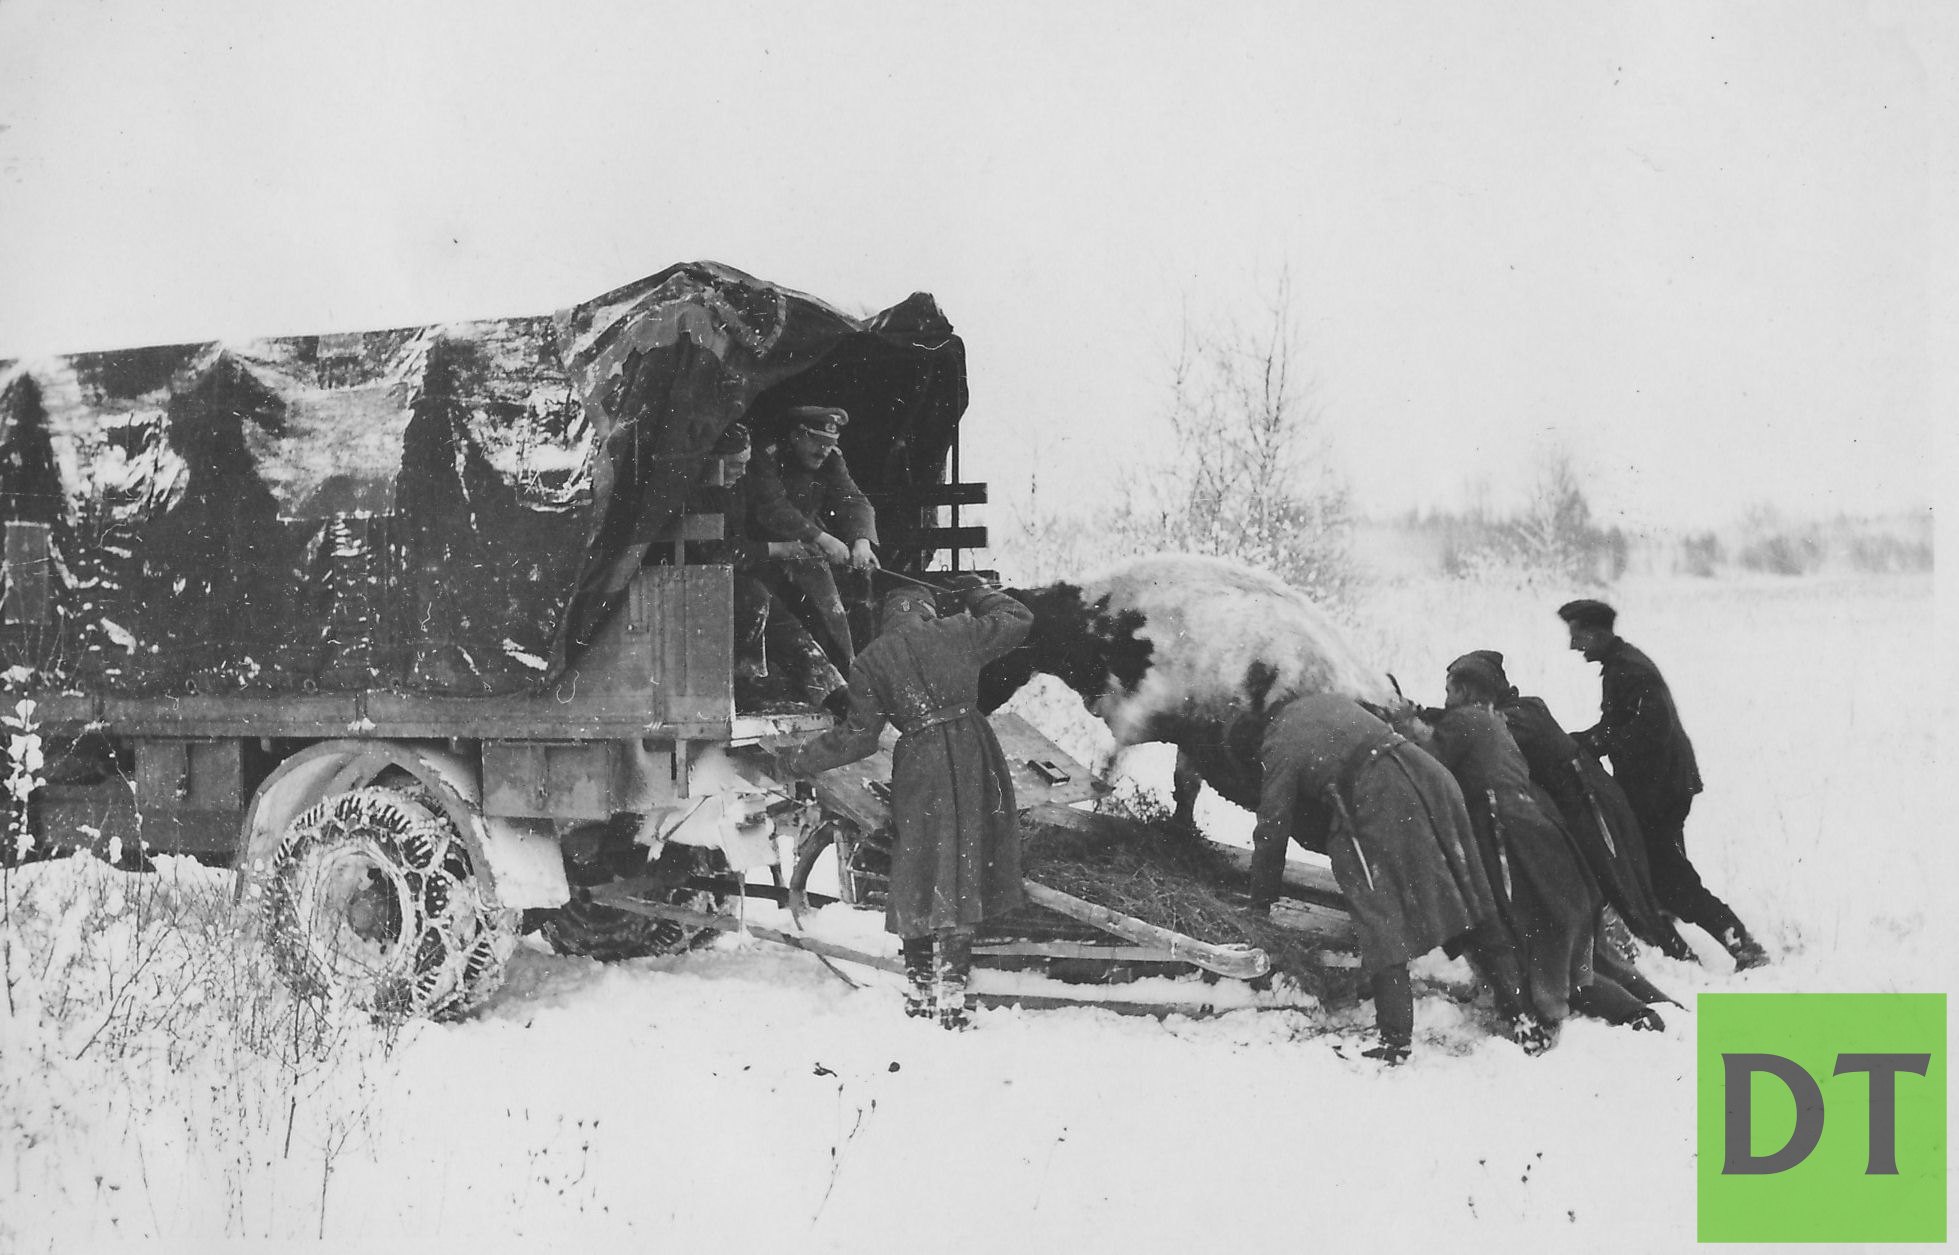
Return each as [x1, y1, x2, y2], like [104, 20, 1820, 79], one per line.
[972, 994, 1318, 1019]
[592, 883, 1278, 981]
[585, 889, 904, 975]
[972, 940, 1190, 963]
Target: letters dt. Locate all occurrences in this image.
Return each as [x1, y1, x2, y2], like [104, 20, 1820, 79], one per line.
[1697, 993, 1945, 1243]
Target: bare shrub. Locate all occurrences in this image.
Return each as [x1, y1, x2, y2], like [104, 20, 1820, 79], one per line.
[1502, 448, 1627, 583]
[1842, 529, 1933, 573]
[1737, 532, 1823, 576]
[1678, 531, 1725, 578]
[1146, 274, 1357, 605]
[1392, 446, 1624, 588]
[1726, 506, 1932, 577]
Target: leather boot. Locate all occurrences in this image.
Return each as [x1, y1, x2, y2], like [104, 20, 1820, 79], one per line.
[1628, 1006, 1666, 1032]
[1362, 964, 1414, 1064]
[901, 937, 935, 1019]
[1722, 926, 1771, 972]
[1360, 1036, 1412, 1065]
[934, 930, 975, 1031]
[1506, 1012, 1557, 1056]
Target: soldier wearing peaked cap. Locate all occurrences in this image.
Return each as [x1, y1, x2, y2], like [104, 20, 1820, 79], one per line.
[746, 405, 881, 674]
[1557, 599, 1769, 970]
[685, 421, 846, 710]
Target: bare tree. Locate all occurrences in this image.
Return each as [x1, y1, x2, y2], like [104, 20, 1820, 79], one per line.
[1502, 444, 1625, 583]
[1130, 271, 1356, 604]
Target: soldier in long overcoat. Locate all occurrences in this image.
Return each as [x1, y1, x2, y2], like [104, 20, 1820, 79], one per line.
[1558, 598, 1768, 969]
[1246, 692, 1532, 1062]
[1407, 656, 1662, 1040]
[1452, 649, 1692, 962]
[775, 580, 1030, 1029]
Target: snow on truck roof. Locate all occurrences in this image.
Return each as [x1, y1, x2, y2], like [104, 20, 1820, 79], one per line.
[0, 261, 968, 697]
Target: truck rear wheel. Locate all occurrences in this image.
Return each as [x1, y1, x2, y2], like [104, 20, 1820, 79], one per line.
[262, 785, 519, 1021]
[536, 844, 732, 961]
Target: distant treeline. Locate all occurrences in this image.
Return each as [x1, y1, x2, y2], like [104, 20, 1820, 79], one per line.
[1672, 508, 1934, 577]
[1355, 506, 1933, 582]
[1359, 509, 1625, 583]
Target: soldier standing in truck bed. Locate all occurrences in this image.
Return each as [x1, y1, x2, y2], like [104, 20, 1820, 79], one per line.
[746, 405, 879, 673]
[686, 422, 844, 710]
[772, 578, 1031, 1031]
[1558, 598, 1769, 970]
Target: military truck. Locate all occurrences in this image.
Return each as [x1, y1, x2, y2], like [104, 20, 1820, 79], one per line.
[0, 261, 1018, 1019]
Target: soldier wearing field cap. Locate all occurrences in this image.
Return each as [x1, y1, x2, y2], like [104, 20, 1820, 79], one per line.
[1557, 598, 1769, 970]
[1451, 649, 1689, 963]
[747, 405, 880, 670]
[1246, 692, 1536, 1063]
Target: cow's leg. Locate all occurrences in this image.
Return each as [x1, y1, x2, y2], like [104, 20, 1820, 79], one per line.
[1089, 747, 1120, 797]
[1171, 748, 1203, 829]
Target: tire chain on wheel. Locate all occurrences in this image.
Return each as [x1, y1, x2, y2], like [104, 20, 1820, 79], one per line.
[264, 787, 518, 1021]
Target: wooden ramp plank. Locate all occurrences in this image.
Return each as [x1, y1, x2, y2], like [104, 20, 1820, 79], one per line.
[1022, 880, 1269, 979]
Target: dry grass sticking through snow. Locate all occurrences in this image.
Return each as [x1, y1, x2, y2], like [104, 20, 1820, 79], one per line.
[1, 854, 405, 1244]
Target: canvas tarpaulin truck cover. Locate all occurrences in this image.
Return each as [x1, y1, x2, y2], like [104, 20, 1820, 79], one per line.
[0, 261, 967, 696]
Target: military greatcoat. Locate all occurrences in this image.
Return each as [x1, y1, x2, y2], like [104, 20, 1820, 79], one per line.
[1494, 692, 1683, 954]
[778, 588, 1032, 938]
[1417, 704, 1599, 1021]
[1249, 693, 1497, 977]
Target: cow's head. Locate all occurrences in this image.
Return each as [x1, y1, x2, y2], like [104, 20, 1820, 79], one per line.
[976, 581, 1154, 713]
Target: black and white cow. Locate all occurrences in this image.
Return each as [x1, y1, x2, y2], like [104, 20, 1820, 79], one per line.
[977, 553, 1392, 821]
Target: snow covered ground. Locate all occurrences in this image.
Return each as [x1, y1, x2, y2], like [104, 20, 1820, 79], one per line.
[1, 572, 1943, 1253]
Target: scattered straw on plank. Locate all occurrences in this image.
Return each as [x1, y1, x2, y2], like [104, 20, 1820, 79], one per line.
[1018, 801, 1341, 999]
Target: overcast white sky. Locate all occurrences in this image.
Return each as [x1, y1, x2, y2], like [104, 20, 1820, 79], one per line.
[0, 0, 1948, 530]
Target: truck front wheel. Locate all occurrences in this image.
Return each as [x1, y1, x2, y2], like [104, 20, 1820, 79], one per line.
[262, 785, 519, 1021]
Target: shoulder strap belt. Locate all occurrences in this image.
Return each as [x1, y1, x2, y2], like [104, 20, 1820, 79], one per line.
[895, 702, 976, 738]
[1331, 730, 1408, 799]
